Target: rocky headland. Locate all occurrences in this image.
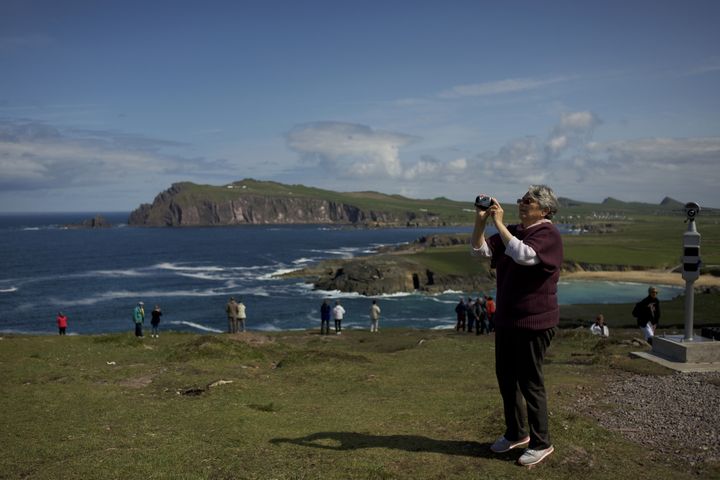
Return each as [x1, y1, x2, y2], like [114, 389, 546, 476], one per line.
[128, 180, 460, 227]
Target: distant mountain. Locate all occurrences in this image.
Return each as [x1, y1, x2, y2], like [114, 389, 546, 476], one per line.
[558, 197, 586, 208]
[660, 196, 684, 208]
[127, 179, 710, 227]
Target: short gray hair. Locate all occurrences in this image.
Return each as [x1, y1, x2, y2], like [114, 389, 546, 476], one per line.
[526, 185, 559, 219]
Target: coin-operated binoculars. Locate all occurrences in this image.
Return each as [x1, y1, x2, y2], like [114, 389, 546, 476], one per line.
[681, 202, 701, 341]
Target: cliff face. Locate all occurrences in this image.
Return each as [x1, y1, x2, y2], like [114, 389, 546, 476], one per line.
[128, 183, 445, 227]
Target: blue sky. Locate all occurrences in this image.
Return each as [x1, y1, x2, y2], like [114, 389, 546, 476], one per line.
[1, 0, 719, 212]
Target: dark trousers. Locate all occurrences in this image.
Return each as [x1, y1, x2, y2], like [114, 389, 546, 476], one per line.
[134, 323, 143, 337]
[495, 327, 556, 450]
[321, 319, 330, 334]
[58, 327, 66, 335]
[334, 320, 342, 332]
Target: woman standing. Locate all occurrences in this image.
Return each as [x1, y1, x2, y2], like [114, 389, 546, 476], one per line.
[471, 185, 563, 467]
[150, 305, 162, 338]
[56, 312, 68, 335]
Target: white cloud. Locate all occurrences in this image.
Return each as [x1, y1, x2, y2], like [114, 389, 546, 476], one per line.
[287, 121, 470, 181]
[438, 76, 575, 99]
[0, 120, 229, 190]
[470, 111, 720, 202]
[559, 111, 599, 130]
[287, 122, 416, 178]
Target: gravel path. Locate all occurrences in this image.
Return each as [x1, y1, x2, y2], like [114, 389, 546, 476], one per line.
[576, 371, 720, 466]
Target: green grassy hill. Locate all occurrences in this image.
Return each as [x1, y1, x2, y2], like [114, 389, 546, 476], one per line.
[2, 329, 717, 479]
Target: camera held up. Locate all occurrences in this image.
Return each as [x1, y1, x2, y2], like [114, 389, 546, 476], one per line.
[474, 194, 492, 211]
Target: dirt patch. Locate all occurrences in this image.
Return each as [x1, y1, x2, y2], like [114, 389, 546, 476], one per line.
[118, 374, 155, 389]
[571, 371, 720, 467]
[228, 332, 275, 346]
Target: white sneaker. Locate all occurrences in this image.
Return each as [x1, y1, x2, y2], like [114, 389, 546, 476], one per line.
[517, 446, 554, 466]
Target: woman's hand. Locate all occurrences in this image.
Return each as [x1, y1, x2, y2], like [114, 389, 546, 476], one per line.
[488, 198, 504, 226]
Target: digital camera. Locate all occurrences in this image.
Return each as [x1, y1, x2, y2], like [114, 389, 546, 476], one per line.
[474, 194, 492, 211]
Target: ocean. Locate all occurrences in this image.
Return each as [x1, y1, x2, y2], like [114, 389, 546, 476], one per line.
[0, 213, 683, 335]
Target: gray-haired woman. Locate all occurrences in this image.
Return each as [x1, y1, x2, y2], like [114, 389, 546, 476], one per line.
[470, 185, 563, 467]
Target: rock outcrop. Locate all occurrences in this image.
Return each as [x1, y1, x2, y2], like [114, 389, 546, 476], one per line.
[294, 256, 494, 296]
[287, 234, 494, 295]
[65, 215, 112, 229]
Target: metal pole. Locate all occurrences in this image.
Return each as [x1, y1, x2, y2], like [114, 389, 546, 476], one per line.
[684, 279, 695, 341]
[681, 217, 700, 341]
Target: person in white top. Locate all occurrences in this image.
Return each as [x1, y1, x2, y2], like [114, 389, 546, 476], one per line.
[590, 314, 609, 337]
[237, 299, 247, 333]
[370, 300, 381, 333]
[333, 300, 346, 335]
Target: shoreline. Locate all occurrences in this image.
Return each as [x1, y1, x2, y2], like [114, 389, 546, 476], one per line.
[561, 270, 720, 287]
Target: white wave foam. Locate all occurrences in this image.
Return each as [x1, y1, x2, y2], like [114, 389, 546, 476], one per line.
[427, 297, 458, 305]
[308, 247, 360, 258]
[306, 288, 365, 299]
[0, 287, 18, 293]
[91, 269, 148, 277]
[168, 321, 223, 333]
[154, 262, 225, 272]
[176, 272, 229, 281]
[375, 292, 413, 298]
[441, 289, 464, 295]
[258, 267, 301, 280]
[234, 286, 270, 297]
[431, 324, 455, 330]
[254, 323, 282, 332]
[292, 257, 315, 265]
[52, 287, 233, 306]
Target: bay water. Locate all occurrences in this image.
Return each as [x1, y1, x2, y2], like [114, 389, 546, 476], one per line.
[0, 213, 682, 335]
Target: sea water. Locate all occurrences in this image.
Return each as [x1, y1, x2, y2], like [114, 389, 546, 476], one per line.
[0, 213, 683, 335]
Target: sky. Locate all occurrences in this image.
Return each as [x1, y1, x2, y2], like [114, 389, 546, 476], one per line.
[1, 0, 719, 212]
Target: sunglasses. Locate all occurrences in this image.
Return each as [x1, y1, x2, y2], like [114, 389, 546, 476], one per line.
[516, 198, 536, 205]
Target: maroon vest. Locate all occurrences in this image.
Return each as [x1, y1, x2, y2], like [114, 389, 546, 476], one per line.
[488, 223, 563, 330]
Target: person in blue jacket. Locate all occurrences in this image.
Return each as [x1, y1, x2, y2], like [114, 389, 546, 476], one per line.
[133, 301, 145, 338]
[320, 299, 331, 335]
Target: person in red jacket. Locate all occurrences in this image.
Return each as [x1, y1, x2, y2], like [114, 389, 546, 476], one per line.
[56, 312, 68, 335]
[471, 185, 563, 467]
[485, 296, 496, 332]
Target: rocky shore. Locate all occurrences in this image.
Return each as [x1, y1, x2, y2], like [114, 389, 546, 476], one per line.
[288, 233, 720, 295]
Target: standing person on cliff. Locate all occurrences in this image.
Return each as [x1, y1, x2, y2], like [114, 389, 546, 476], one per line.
[56, 312, 68, 335]
[320, 299, 331, 335]
[633, 287, 660, 343]
[370, 299, 381, 333]
[150, 305, 162, 338]
[470, 185, 563, 467]
[485, 295, 496, 332]
[237, 298, 247, 333]
[454, 298, 467, 332]
[466, 296, 478, 334]
[226, 297, 239, 334]
[133, 301, 145, 338]
[333, 300, 345, 335]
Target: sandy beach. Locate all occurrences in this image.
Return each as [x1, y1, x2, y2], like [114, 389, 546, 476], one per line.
[562, 270, 720, 288]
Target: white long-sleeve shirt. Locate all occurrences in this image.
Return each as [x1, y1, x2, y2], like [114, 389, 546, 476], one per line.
[333, 305, 346, 320]
[471, 219, 553, 265]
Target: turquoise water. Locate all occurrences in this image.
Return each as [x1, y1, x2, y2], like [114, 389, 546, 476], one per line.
[557, 280, 681, 305]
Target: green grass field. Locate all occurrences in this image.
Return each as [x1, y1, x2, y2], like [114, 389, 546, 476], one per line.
[2, 329, 717, 479]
